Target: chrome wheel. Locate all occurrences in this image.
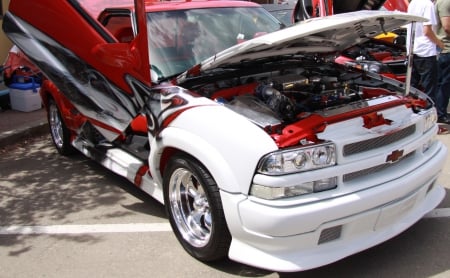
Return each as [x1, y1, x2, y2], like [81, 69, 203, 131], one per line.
[163, 155, 231, 261]
[49, 101, 64, 149]
[168, 168, 212, 247]
[47, 98, 75, 155]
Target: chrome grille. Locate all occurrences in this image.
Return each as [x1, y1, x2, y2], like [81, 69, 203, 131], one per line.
[343, 151, 414, 182]
[343, 125, 416, 156]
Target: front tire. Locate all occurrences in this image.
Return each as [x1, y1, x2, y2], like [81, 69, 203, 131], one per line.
[48, 98, 75, 155]
[163, 154, 231, 262]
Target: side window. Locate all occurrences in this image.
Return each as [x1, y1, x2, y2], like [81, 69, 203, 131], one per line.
[103, 15, 134, 43]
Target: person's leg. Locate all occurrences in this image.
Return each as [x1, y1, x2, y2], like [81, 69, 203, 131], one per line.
[437, 53, 450, 117]
[415, 55, 450, 124]
[410, 56, 422, 90]
[417, 56, 439, 105]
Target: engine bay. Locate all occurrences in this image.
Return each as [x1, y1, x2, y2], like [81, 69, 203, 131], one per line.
[343, 40, 405, 62]
[200, 62, 400, 129]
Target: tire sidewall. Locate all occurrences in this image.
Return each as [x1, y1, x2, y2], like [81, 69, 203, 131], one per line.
[47, 98, 75, 156]
[163, 154, 230, 261]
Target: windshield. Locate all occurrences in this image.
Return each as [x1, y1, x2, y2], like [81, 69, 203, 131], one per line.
[147, 7, 282, 80]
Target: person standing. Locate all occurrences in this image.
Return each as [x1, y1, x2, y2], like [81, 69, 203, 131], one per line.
[435, 0, 450, 123]
[407, 0, 448, 123]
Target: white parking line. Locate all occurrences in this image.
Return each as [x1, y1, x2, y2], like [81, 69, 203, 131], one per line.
[0, 223, 172, 235]
[0, 208, 448, 236]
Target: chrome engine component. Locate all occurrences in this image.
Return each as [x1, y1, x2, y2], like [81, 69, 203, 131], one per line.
[225, 65, 368, 125]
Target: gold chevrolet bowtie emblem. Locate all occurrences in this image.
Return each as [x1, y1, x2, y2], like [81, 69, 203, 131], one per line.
[386, 149, 404, 163]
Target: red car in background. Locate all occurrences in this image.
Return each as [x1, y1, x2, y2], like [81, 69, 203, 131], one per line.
[2, 45, 41, 86]
[384, 0, 408, 12]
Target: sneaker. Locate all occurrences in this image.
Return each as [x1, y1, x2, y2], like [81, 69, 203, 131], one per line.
[438, 127, 449, 135]
[437, 116, 450, 124]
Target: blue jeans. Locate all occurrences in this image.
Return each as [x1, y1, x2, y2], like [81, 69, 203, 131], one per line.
[411, 55, 444, 117]
[437, 53, 450, 117]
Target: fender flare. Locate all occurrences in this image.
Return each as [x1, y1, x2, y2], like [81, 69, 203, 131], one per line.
[148, 105, 278, 194]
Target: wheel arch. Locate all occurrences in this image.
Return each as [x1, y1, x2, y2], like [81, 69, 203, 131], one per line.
[148, 106, 278, 195]
[40, 80, 67, 114]
[40, 80, 84, 133]
[150, 132, 242, 194]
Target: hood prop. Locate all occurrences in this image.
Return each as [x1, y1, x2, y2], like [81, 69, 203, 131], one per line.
[377, 17, 387, 35]
[405, 22, 416, 96]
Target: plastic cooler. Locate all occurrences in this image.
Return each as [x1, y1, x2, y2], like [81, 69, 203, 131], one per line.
[8, 77, 41, 112]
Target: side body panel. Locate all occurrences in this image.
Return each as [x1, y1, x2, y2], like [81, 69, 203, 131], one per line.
[3, 0, 151, 139]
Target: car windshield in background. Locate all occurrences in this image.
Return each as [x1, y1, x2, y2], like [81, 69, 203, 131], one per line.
[147, 7, 282, 80]
[262, 4, 295, 26]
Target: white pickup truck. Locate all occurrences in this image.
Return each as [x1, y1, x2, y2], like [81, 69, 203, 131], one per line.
[3, 0, 446, 272]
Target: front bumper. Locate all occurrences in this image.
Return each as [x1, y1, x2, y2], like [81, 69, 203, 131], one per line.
[221, 142, 447, 272]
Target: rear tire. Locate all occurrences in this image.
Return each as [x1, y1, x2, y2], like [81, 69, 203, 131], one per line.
[163, 154, 231, 262]
[47, 98, 75, 155]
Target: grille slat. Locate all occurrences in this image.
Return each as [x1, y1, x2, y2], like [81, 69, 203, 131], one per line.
[343, 151, 414, 182]
[343, 125, 416, 156]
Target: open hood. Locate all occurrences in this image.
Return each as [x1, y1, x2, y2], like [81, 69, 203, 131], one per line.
[178, 10, 424, 82]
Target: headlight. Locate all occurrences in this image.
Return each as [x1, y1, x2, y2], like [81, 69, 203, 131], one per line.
[251, 177, 338, 200]
[257, 142, 336, 175]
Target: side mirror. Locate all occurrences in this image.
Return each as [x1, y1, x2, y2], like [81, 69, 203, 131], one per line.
[92, 43, 138, 69]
